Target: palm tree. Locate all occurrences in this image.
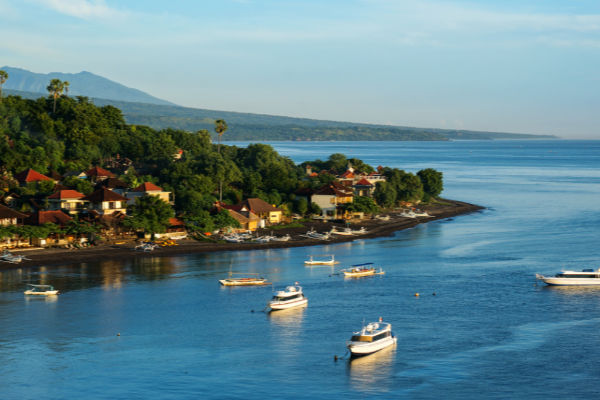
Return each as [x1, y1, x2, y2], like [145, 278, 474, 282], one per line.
[0, 70, 8, 103]
[214, 119, 228, 154]
[46, 78, 68, 113]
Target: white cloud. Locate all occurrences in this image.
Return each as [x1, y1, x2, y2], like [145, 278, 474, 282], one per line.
[31, 0, 127, 20]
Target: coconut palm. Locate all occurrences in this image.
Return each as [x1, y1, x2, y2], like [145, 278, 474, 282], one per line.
[214, 119, 228, 154]
[0, 70, 8, 103]
[46, 78, 68, 113]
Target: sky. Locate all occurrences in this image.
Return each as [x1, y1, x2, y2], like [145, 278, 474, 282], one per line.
[1, 0, 599, 138]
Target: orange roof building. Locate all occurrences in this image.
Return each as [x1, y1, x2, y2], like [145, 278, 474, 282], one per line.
[14, 169, 53, 184]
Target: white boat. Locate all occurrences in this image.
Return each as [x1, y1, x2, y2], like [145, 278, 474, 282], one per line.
[1, 250, 30, 264]
[351, 227, 367, 235]
[347, 319, 397, 357]
[304, 254, 338, 266]
[375, 215, 391, 221]
[223, 235, 244, 243]
[268, 284, 308, 311]
[330, 227, 355, 236]
[302, 229, 330, 240]
[413, 209, 431, 217]
[342, 263, 385, 278]
[271, 234, 291, 242]
[134, 242, 158, 251]
[252, 236, 271, 243]
[536, 268, 600, 286]
[399, 209, 417, 218]
[24, 284, 59, 296]
[219, 272, 270, 286]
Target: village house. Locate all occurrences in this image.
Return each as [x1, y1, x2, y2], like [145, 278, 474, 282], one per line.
[0, 204, 26, 226]
[226, 208, 260, 232]
[47, 190, 88, 214]
[311, 181, 354, 219]
[125, 182, 172, 205]
[85, 166, 116, 184]
[95, 177, 129, 195]
[14, 169, 54, 186]
[24, 210, 73, 247]
[224, 198, 283, 227]
[82, 188, 129, 215]
[352, 178, 375, 197]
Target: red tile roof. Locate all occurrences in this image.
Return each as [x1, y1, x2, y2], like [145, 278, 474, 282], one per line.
[339, 170, 355, 179]
[169, 217, 185, 227]
[132, 182, 163, 192]
[85, 166, 116, 178]
[26, 210, 72, 226]
[82, 188, 129, 203]
[14, 169, 52, 183]
[354, 178, 373, 186]
[48, 190, 85, 200]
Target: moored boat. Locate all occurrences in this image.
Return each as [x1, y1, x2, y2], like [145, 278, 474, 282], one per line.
[268, 284, 308, 311]
[24, 284, 59, 296]
[304, 254, 338, 266]
[1, 250, 30, 264]
[347, 319, 396, 357]
[342, 263, 385, 278]
[536, 268, 600, 286]
[219, 272, 270, 286]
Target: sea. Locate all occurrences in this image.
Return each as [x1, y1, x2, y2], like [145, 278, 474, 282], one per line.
[1, 140, 599, 399]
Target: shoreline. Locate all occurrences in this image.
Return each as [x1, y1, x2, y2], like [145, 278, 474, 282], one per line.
[3, 199, 483, 269]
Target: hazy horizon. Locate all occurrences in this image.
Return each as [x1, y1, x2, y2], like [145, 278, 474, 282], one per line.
[1, 0, 599, 139]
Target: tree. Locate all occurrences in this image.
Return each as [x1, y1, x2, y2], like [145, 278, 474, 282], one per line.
[124, 195, 175, 238]
[374, 181, 397, 208]
[214, 119, 228, 154]
[417, 168, 443, 199]
[0, 69, 7, 103]
[47, 78, 68, 113]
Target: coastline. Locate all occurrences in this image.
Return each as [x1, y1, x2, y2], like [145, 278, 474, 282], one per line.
[3, 199, 483, 269]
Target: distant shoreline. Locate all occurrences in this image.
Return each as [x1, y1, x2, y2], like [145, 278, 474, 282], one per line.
[2, 199, 483, 270]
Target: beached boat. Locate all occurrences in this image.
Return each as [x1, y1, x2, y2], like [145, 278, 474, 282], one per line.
[342, 263, 385, 278]
[413, 209, 431, 217]
[134, 242, 158, 252]
[223, 235, 245, 243]
[302, 229, 330, 240]
[24, 284, 59, 296]
[304, 254, 338, 266]
[347, 319, 397, 357]
[351, 227, 367, 235]
[399, 209, 417, 218]
[268, 284, 308, 311]
[330, 227, 355, 236]
[1, 250, 30, 264]
[536, 268, 600, 286]
[219, 272, 270, 286]
[271, 234, 291, 242]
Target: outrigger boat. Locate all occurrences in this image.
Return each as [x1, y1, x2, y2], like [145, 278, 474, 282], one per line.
[347, 318, 397, 357]
[1, 249, 30, 264]
[536, 268, 600, 286]
[24, 284, 59, 296]
[219, 272, 270, 286]
[342, 263, 385, 278]
[304, 254, 338, 266]
[268, 284, 308, 311]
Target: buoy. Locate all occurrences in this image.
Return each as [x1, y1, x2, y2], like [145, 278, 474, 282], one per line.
[117, 333, 120, 336]
[251, 309, 255, 313]
[414, 293, 420, 297]
[432, 292, 436, 296]
[334, 355, 338, 362]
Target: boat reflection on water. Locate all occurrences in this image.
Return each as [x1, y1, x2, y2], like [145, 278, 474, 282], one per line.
[542, 285, 600, 296]
[268, 305, 306, 357]
[268, 303, 307, 328]
[25, 294, 58, 304]
[347, 343, 396, 393]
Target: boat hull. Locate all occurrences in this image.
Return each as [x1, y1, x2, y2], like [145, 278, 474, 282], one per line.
[540, 277, 600, 286]
[219, 279, 269, 286]
[269, 298, 308, 310]
[24, 290, 59, 296]
[348, 337, 397, 356]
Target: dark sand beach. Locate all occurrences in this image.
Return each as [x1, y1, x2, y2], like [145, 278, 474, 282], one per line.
[3, 199, 483, 269]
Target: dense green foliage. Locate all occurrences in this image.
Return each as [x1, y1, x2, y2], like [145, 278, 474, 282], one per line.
[417, 168, 444, 199]
[124, 195, 175, 236]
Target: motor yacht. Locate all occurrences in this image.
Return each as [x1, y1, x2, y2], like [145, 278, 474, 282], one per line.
[268, 284, 308, 311]
[347, 319, 396, 357]
[536, 268, 600, 286]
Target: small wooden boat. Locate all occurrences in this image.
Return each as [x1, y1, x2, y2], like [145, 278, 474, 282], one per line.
[347, 319, 396, 357]
[304, 254, 338, 266]
[24, 284, 59, 296]
[342, 263, 385, 278]
[268, 284, 308, 311]
[1, 250, 30, 264]
[219, 272, 270, 286]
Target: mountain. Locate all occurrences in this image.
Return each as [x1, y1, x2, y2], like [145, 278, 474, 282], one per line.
[0, 66, 175, 106]
[1, 68, 557, 141]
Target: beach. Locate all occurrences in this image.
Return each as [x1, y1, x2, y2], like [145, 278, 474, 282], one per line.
[3, 199, 482, 269]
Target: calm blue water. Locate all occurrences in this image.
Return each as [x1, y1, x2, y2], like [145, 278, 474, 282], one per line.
[2, 140, 600, 399]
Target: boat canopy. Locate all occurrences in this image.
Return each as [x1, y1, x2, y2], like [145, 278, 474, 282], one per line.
[27, 284, 54, 288]
[351, 263, 374, 267]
